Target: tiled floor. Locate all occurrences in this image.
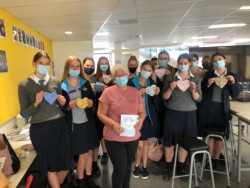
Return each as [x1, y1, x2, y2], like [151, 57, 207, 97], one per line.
[93, 120, 250, 188]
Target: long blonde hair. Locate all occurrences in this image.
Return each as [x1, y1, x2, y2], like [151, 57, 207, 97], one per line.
[61, 56, 84, 82]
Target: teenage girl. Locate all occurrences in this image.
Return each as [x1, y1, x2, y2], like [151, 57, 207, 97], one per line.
[61, 56, 100, 188]
[18, 52, 71, 188]
[197, 52, 240, 168]
[128, 60, 160, 180]
[162, 53, 202, 182]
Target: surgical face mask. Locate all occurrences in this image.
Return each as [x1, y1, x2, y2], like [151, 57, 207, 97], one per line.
[141, 70, 152, 79]
[68, 69, 80, 78]
[178, 65, 189, 72]
[115, 76, 128, 87]
[214, 60, 225, 70]
[128, 67, 137, 74]
[192, 61, 198, 67]
[159, 60, 168, 68]
[84, 67, 95, 75]
[100, 65, 109, 72]
[37, 65, 50, 75]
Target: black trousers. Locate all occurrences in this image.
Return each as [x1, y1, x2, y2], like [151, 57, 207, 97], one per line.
[105, 139, 139, 188]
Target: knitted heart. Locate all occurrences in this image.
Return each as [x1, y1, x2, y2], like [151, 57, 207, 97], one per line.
[155, 68, 166, 79]
[95, 82, 105, 92]
[146, 84, 156, 96]
[103, 74, 112, 84]
[215, 77, 228, 88]
[44, 92, 57, 105]
[177, 80, 190, 92]
[76, 97, 89, 109]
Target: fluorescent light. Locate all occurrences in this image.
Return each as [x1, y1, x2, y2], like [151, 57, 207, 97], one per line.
[209, 23, 246, 29]
[240, 6, 250, 10]
[202, 42, 235, 47]
[191, 36, 218, 39]
[182, 42, 202, 47]
[95, 32, 110, 36]
[232, 38, 250, 43]
[65, 31, 72, 35]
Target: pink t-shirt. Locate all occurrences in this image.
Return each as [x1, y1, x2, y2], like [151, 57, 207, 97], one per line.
[99, 85, 144, 142]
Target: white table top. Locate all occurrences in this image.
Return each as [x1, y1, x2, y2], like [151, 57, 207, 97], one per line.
[7, 139, 37, 188]
[236, 112, 250, 124]
[230, 101, 250, 114]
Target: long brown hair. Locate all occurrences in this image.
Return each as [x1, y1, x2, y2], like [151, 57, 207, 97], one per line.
[94, 56, 111, 80]
[61, 56, 84, 82]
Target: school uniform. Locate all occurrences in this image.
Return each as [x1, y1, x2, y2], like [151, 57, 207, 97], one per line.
[61, 77, 99, 155]
[197, 70, 240, 138]
[128, 75, 159, 140]
[162, 71, 202, 147]
[18, 74, 71, 180]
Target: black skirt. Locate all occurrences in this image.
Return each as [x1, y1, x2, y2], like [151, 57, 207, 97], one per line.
[140, 117, 158, 140]
[71, 120, 100, 155]
[198, 101, 229, 139]
[163, 109, 197, 147]
[30, 117, 71, 179]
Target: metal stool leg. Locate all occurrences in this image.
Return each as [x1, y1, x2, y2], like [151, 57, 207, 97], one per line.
[207, 151, 216, 188]
[193, 153, 199, 188]
[222, 137, 231, 187]
[200, 152, 207, 180]
[188, 153, 195, 188]
[171, 144, 179, 188]
[229, 120, 236, 161]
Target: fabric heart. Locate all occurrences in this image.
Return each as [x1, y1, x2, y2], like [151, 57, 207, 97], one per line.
[103, 74, 112, 84]
[155, 68, 166, 79]
[177, 80, 190, 92]
[146, 84, 156, 96]
[76, 97, 89, 109]
[95, 82, 105, 92]
[44, 92, 57, 105]
[215, 77, 228, 88]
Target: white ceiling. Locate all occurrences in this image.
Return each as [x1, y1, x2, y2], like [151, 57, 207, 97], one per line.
[1, 0, 250, 51]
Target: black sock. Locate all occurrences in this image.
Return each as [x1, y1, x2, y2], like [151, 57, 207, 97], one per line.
[165, 161, 173, 169]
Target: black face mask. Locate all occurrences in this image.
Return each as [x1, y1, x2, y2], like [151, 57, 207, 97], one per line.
[84, 67, 95, 75]
[202, 63, 212, 70]
[128, 67, 137, 74]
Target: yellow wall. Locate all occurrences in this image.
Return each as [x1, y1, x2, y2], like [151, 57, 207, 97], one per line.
[0, 8, 53, 125]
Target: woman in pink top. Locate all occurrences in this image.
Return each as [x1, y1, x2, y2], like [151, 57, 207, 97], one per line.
[98, 64, 146, 188]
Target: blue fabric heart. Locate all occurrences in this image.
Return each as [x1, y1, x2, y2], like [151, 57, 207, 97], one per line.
[44, 92, 57, 105]
[95, 82, 105, 92]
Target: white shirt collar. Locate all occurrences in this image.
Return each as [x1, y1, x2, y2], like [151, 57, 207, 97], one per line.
[174, 70, 194, 80]
[30, 74, 50, 85]
[214, 68, 227, 77]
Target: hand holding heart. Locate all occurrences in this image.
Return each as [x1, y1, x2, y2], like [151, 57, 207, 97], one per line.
[208, 78, 215, 87]
[189, 82, 196, 92]
[88, 99, 93, 108]
[226, 75, 235, 84]
[69, 100, 76, 109]
[76, 97, 89, 109]
[169, 81, 177, 91]
[57, 95, 66, 106]
[34, 91, 45, 107]
[139, 88, 146, 95]
[155, 86, 160, 95]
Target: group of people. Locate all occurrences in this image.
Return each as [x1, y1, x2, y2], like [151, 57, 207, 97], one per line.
[18, 50, 240, 188]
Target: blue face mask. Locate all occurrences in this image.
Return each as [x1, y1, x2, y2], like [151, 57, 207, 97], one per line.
[159, 60, 168, 68]
[192, 61, 198, 67]
[100, 65, 109, 72]
[141, 70, 152, 79]
[115, 76, 128, 87]
[37, 65, 50, 75]
[178, 65, 189, 72]
[68, 69, 80, 78]
[214, 60, 225, 70]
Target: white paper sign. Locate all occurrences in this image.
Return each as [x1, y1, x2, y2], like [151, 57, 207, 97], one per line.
[0, 156, 6, 171]
[120, 114, 139, 137]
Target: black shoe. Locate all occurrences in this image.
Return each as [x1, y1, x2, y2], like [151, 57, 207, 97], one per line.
[132, 166, 141, 178]
[77, 179, 87, 188]
[141, 167, 149, 180]
[177, 162, 188, 182]
[205, 159, 217, 170]
[101, 153, 108, 165]
[163, 167, 172, 182]
[92, 162, 101, 177]
[85, 178, 101, 188]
